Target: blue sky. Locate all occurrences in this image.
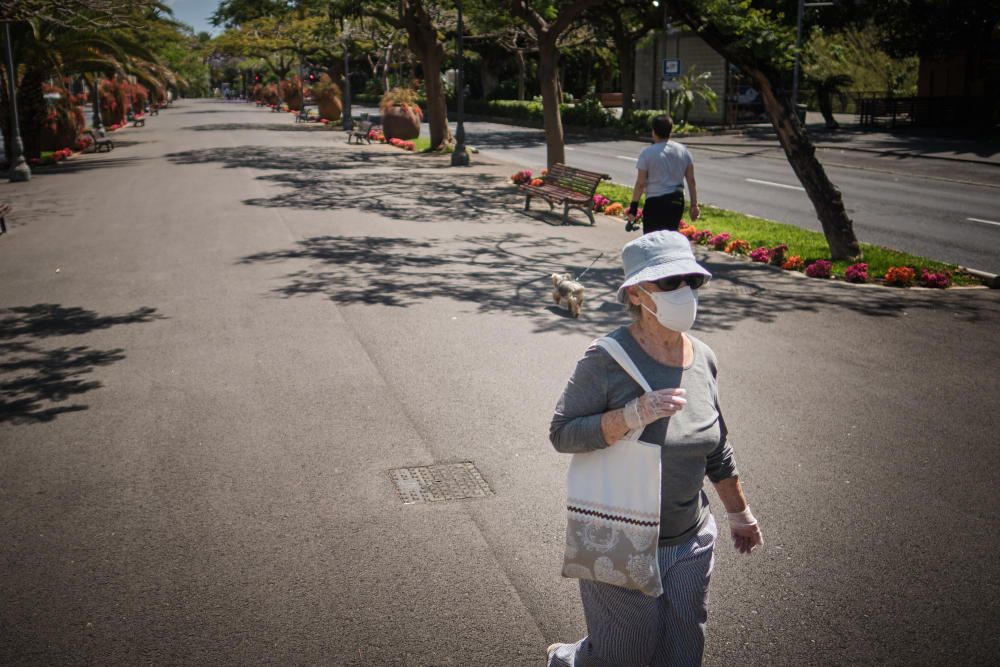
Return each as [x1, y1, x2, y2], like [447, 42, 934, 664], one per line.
[166, 0, 223, 35]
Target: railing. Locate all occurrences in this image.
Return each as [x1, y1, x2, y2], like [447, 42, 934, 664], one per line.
[857, 96, 993, 129]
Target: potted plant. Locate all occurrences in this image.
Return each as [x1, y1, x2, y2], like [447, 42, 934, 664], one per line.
[312, 74, 343, 122]
[379, 87, 422, 141]
[280, 76, 303, 112]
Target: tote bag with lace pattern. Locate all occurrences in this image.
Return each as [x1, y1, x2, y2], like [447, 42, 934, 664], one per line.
[561, 336, 664, 597]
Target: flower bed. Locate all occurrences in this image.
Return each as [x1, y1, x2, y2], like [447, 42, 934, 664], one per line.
[505, 166, 980, 288]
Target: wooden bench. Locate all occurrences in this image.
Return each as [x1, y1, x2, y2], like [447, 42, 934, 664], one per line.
[347, 119, 373, 144]
[521, 163, 609, 225]
[84, 129, 114, 153]
[0, 201, 9, 234]
[599, 92, 624, 108]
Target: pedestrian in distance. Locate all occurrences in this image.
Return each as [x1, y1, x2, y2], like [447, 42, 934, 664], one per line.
[627, 115, 700, 235]
[547, 231, 763, 666]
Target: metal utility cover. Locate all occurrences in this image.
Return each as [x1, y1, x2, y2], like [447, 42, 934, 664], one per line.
[389, 462, 492, 504]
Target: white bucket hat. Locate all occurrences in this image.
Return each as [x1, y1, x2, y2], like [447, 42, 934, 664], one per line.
[616, 231, 712, 303]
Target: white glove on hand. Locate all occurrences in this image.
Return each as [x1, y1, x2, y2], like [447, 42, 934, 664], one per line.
[623, 388, 687, 431]
[727, 507, 763, 554]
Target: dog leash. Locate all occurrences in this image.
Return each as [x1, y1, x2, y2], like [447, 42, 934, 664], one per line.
[575, 252, 604, 281]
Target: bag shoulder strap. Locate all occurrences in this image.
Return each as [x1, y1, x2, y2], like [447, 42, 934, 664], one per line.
[594, 336, 652, 393]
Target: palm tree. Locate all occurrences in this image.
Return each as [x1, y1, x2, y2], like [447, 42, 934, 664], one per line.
[1, 9, 177, 160]
[670, 66, 717, 126]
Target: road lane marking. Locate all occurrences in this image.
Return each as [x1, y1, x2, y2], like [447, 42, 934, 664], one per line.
[746, 178, 805, 191]
[615, 155, 638, 161]
[966, 217, 1000, 227]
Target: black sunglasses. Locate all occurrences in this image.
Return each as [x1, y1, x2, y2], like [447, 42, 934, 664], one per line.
[650, 274, 706, 291]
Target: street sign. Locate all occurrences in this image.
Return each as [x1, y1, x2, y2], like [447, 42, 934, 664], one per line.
[662, 59, 681, 79]
[661, 80, 682, 91]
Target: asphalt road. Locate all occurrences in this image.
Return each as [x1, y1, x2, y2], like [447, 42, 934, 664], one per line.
[1, 99, 999, 666]
[447, 119, 1000, 276]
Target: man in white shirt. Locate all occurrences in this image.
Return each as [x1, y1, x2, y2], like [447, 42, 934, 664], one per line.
[627, 115, 700, 234]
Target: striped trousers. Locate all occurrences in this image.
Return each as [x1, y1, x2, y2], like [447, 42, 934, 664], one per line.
[550, 515, 717, 667]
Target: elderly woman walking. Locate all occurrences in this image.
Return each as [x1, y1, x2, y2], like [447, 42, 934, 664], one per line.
[548, 231, 763, 666]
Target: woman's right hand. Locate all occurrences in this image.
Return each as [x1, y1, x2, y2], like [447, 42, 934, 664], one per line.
[624, 388, 686, 430]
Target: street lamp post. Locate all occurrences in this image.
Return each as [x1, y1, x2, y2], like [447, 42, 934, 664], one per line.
[3, 22, 30, 182]
[342, 29, 352, 132]
[792, 0, 833, 108]
[451, 0, 469, 167]
[298, 51, 307, 120]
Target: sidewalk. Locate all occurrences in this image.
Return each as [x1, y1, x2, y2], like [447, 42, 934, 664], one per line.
[2, 99, 999, 666]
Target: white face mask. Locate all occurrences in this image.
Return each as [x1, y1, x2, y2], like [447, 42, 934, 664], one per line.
[638, 285, 698, 332]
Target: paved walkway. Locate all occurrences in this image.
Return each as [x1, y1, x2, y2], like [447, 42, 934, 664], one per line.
[1, 100, 999, 666]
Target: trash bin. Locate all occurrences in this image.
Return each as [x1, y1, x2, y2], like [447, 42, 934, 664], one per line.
[795, 104, 807, 124]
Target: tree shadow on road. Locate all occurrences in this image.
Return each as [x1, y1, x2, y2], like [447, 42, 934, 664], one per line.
[0, 305, 165, 424]
[181, 123, 333, 133]
[27, 155, 147, 177]
[167, 145, 411, 173]
[238, 234, 999, 337]
[167, 145, 534, 225]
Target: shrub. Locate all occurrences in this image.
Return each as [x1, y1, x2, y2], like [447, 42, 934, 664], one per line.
[725, 239, 751, 255]
[844, 263, 869, 283]
[805, 260, 833, 278]
[511, 169, 532, 185]
[783, 255, 805, 271]
[562, 97, 615, 128]
[919, 268, 951, 289]
[883, 266, 916, 287]
[709, 233, 731, 250]
[749, 246, 770, 263]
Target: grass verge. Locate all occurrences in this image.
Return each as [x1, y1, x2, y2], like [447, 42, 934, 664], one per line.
[594, 182, 982, 286]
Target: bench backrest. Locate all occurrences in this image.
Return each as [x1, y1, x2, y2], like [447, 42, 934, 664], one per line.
[544, 163, 608, 195]
[355, 120, 372, 133]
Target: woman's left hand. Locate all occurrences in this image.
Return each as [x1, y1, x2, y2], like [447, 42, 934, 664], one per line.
[727, 507, 764, 554]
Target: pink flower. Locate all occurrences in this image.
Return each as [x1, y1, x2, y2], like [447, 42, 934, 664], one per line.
[750, 247, 770, 263]
[805, 260, 833, 279]
[844, 263, 869, 283]
[709, 233, 731, 250]
[919, 268, 951, 289]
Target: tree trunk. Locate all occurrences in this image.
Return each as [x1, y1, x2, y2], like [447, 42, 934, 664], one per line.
[402, 2, 451, 150]
[752, 68, 860, 260]
[537, 35, 565, 166]
[18, 67, 47, 160]
[816, 89, 839, 128]
[515, 49, 526, 101]
[665, 0, 861, 260]
[481, 59, 499, 99]
[419, 45, 452, 149]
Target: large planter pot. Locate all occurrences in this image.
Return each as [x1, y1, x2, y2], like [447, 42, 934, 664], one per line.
[318, 96, 342, 121]
[382, 105, 421, 140]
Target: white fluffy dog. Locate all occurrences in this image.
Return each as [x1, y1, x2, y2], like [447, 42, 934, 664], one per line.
[551, 272, 586, 318]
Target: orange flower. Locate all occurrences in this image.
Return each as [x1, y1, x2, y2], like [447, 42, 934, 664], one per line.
[883, 266, 916, 287]
[530, 178, 544, 186]
[604, 202, 625, 216]
[783, 255, 805, 271]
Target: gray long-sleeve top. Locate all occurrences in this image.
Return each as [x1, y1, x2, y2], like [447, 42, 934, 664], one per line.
[550, 327, 738, 546]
